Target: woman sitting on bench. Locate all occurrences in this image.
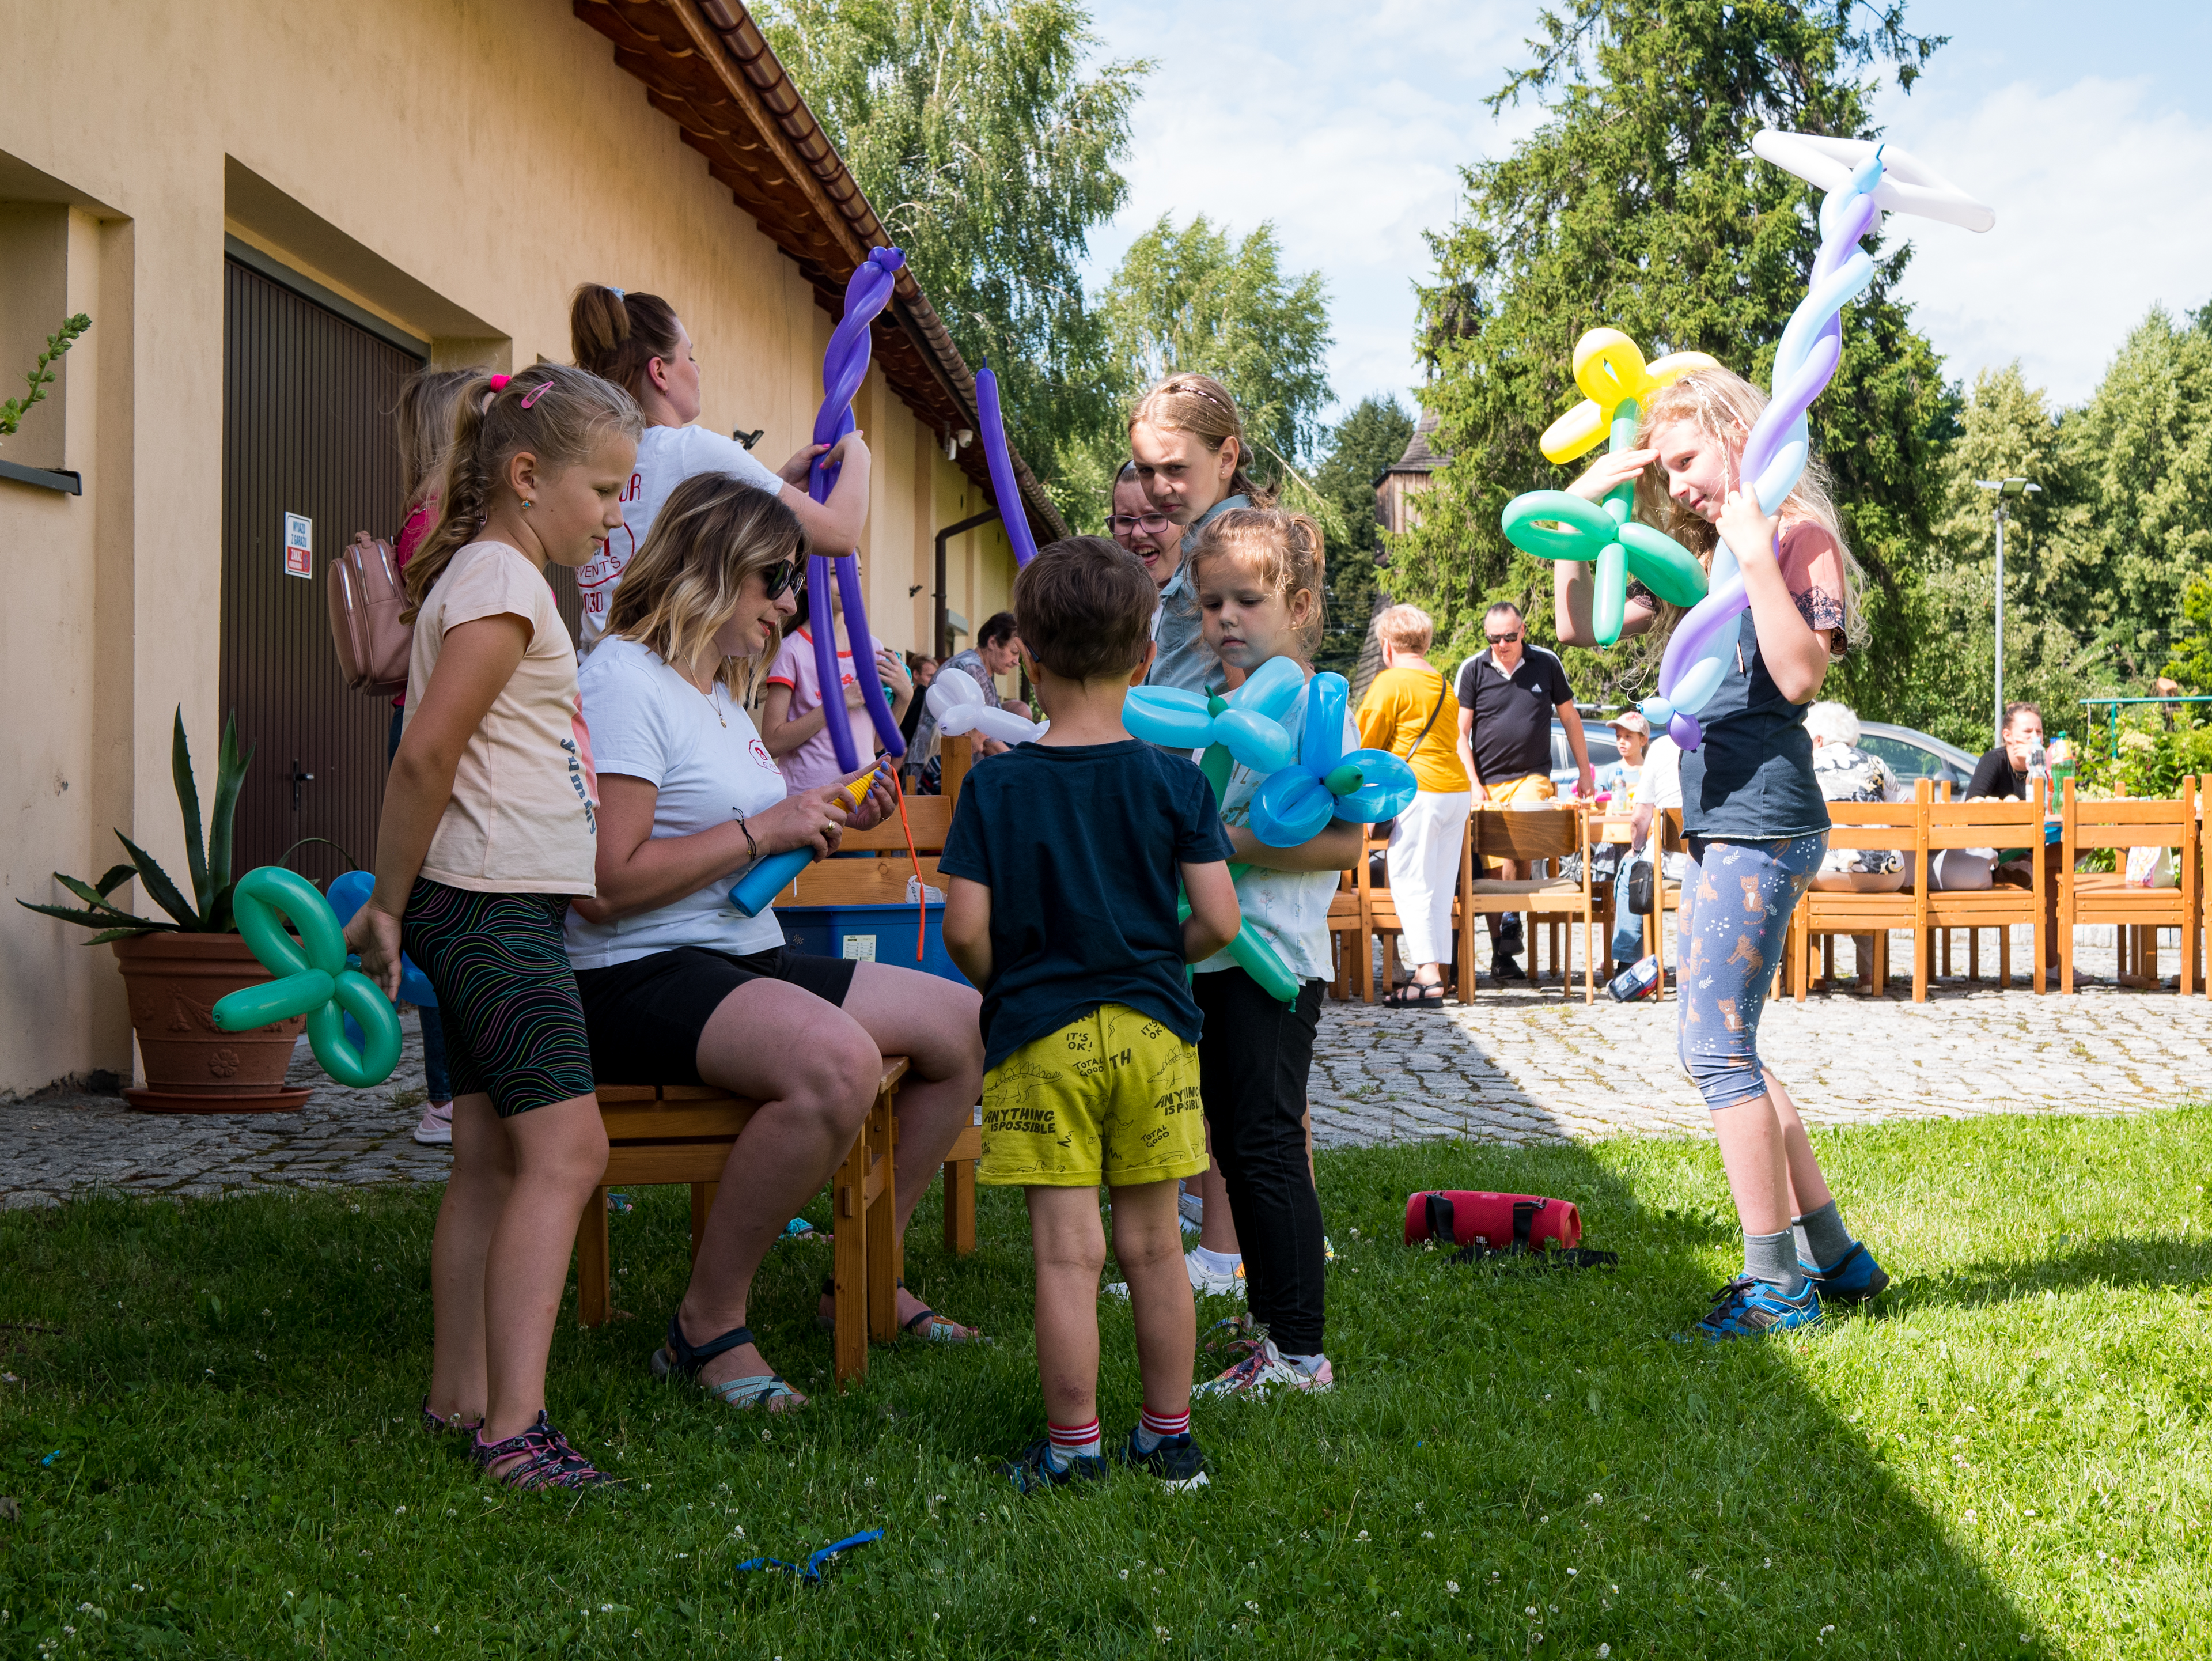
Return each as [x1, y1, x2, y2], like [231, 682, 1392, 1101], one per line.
[567, 473, 986, 1413]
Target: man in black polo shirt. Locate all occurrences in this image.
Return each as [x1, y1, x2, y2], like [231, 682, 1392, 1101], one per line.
[1453, 601, 1594, 981]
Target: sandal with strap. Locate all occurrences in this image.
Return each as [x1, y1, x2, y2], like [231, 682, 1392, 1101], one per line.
[651, 1312, 804, 1412]
[471, 1412, 618, 1491]
[897, 1278, 985, 1344]
[421, 1395, 483, 1437]
[1383, 981, 1448, 1007]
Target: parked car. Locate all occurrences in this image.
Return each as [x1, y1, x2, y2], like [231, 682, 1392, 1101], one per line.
[1550, 718, 1619, 794]
[1857, 721, 1979, 790]
[1541, 714, 1976, 797]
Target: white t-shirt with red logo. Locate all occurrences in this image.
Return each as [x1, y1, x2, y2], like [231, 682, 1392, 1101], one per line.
[565, 635, 789, 968]
[577, 423, 786, 653]
[766, 625, 892, 790]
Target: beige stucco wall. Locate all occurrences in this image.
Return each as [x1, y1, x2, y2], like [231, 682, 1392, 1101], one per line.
[0, 0, 1016, 1094]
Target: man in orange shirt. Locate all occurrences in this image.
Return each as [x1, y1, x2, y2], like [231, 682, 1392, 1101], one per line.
[1356, 605, 1465, 1005]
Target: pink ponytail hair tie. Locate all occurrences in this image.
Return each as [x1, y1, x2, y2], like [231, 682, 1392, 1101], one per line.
[487, 374, 511, 392]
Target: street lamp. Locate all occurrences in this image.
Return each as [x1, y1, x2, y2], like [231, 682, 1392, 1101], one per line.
[1974, 476, 2043, 747]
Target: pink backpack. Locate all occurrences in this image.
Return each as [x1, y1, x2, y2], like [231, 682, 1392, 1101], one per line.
[327, 531, 411, 697]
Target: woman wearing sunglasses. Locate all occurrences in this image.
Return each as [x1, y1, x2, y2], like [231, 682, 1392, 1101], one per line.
[568, 474, 987, 1415]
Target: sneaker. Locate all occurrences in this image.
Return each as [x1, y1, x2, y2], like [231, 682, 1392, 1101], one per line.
[1800, 1240, 1890, 1304]
[1685, 1276, 1824, 1342]
[999, 1436, 1107, 1493]
[1490, 950, 1527, 983]
[412, 1100, 453, 1145]
[1104, 1249, 1245, 1302]
[471, 1412, 619, 1490]
[1177, 1185, 1205, 1234]
[1194, 1338, 1334, 1399]
[1118, 1428, 1211, 1492]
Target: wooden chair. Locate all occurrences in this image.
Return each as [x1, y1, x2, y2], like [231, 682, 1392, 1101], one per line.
[1643, 809, 1688, 997]
[1790, 782, 1929, 1001]
[2058, 777, 2200, 994]
[577, 1062, 907, 1387]
[1327, 855, 1377, 1003]
[1455, 805, 1604, 1002]
[1921, 782, 2049, 992]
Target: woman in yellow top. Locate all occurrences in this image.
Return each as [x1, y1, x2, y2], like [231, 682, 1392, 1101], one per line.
[1355, 605, 1465, 1005]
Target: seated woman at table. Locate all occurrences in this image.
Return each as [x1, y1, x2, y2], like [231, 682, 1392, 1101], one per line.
[567, 473, 986, 1414]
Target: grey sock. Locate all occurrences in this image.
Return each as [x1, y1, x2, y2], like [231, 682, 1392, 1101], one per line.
[1792, 1200, 1853, 1273]
[1743, 1228, 1804, 1293]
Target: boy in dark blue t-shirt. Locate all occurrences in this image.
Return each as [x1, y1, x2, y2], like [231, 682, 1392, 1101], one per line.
[942, 536, 1240, 1493]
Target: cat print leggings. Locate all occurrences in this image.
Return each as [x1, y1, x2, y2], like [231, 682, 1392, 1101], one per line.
[1676, 834, 1827, 1110]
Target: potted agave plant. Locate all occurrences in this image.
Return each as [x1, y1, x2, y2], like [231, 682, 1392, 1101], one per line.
[18, 709, 315, 1113]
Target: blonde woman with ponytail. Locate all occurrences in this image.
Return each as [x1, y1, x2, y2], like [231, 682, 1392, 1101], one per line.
[567, 473, 987, 1413]
[350, 363, 643, 1489]
[1550, 364, 1890, 1342]
[568, 283, 872, 652]
[1128, 373, 1272, 694]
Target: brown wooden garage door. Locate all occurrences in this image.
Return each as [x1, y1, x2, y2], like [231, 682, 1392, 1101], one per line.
[221, 256, 423, 885]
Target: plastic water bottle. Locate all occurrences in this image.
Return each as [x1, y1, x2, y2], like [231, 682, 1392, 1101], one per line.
[1607, 954, 1662, 1002]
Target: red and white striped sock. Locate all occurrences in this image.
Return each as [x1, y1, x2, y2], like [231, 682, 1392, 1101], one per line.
[1135, 1405, 1190, 1452]
[1046, 1418, 1101, 1467]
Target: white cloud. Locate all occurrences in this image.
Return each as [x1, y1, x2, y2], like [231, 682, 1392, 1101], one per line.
[1085, 0, 1537, 420]
[1873, 75, 2212, 404]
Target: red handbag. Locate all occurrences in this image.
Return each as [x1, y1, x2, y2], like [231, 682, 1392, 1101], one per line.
[1403, 1190, 1582, 1253]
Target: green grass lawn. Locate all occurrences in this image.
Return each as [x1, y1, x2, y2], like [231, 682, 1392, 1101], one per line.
[4, 1107, 2210, 1659]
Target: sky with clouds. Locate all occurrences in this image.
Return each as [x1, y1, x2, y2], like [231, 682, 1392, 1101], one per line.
[1079, 0, 2212, 427]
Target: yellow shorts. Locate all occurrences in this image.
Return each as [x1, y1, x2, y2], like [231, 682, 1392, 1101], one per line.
[978, 1004, 1207, 1189]
[1485, 772, 1556, 805]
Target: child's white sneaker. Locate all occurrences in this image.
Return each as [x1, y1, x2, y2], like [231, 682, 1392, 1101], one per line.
[1103, 1248, 1245, 1302]
[1193, 1338, 1333, 1399]
[412, 1100, 453, 1146]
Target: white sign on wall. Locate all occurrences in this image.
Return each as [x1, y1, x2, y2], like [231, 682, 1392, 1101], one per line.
[283, 512, 312, 580]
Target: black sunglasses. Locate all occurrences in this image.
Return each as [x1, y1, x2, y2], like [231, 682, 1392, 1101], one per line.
[763, 559, 800, 600]
[1486, 631, 1521, 645]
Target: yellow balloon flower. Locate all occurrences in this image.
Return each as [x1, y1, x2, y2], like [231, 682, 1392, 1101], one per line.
[1539, 330, 1722, 464]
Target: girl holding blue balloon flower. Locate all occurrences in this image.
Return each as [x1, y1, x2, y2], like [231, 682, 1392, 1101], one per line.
[1551, 365, 1888, 1340]
[347, 364, 642, 1488]
[1185, 508, 1363, 1398]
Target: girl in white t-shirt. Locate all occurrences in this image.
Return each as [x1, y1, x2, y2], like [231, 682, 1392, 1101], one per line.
[345, 365, 642, 1490]
[567, 472, 987, 1413]
[1184, 509, 1363, 1401]
[568, 283, 873, 652]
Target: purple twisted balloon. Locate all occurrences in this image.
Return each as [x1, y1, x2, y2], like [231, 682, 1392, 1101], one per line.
[974, 366, 1040, 567]
[1637, 146, 1887, 752]
[810, 247, 909, 773]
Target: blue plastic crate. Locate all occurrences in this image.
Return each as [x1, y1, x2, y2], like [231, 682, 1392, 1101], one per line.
[779, 902, 966, 984]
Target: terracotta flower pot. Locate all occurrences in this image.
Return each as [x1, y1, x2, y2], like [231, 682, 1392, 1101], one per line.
[111, 933, 312, 1113]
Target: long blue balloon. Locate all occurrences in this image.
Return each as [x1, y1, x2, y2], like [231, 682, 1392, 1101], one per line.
[974, 367, 1040, 568]
[810, 249, 910, 774]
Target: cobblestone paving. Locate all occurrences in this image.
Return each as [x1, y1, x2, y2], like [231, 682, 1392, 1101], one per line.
[6, 937, 2208, 1207]
[3, 1019, 448, 1210]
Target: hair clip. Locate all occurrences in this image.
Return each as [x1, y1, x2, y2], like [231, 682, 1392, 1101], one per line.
[520, 381, 554, 408]
[487, 374, 511, 392]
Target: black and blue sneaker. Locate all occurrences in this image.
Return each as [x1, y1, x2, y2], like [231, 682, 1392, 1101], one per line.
[1686, 1276, 1823, 1342]
[1800, 1240, 1890, 1304]
[1117, 1429, 1211, 1493]
[999, 1437, 1106, 1494]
